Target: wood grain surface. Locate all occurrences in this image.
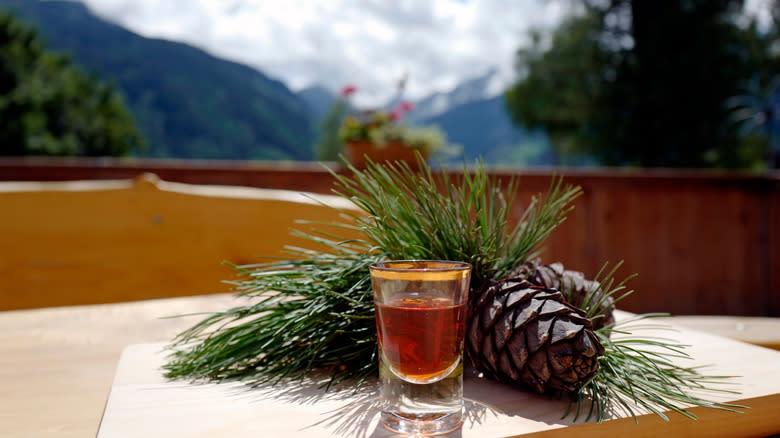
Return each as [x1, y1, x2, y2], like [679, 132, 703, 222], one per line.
[2, 161, 778, 316]
[0, 294, 240, 438]
[2, 296, 779, 438]
[97, 312, 780, 438]
[0, 174, 361, 310]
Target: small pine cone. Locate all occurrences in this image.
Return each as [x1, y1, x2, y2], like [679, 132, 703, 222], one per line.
[466, 279, 605, 395]
[513, 260, 615, 331]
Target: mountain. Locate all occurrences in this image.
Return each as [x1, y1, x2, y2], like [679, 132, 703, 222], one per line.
[0, 0, 314, 160]
[423, 95, 556, 166]
[297, 85, 337, 120]
[409, 68, 506, 123]
[395, 69, 556, 166]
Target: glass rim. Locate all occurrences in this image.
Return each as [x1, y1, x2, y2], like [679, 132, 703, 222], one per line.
[370, 260, 471, 271]
[370, 260, 472, 280]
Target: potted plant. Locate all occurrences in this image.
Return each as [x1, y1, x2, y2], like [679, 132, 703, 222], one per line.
[337, 87, 448, 168]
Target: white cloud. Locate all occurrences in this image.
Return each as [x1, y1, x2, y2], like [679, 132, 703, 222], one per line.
[743, 0, 774, 31]
[78, 0, 567, 107]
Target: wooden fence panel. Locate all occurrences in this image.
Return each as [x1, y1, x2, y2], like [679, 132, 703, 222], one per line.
[509, 173, 775, 316]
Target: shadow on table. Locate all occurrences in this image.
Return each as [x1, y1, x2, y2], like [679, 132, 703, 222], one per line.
[235, 368, 575, 438]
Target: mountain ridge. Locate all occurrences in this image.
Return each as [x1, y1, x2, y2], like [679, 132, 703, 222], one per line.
[0, 0, 314, 160]
[2, 0, 553, 165]
[424, 94, 554, 165]
[409, 68, 504, 123]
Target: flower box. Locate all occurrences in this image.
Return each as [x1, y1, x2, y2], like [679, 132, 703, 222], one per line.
[343, 140, 427, 169]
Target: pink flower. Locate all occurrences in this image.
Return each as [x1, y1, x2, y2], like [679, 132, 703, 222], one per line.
[397, 101, 415, 112]
[390, 100, 415, 121]
[340, 85, 357, 98]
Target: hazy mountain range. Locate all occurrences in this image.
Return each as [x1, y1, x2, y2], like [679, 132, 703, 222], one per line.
[2, 0, 553, 164]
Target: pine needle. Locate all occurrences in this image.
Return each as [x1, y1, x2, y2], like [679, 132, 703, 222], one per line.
[568, 268, 745, 423]
[328, 156, 581, 286]
[164, 156, 742, 424]
[164, 238, 382, 387]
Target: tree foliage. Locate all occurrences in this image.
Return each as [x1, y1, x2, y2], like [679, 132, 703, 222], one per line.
[2, 0, 315, 161]
[506, 0, 780, 168]
[0, 11, 143, 156]
[505, 13, 606, 165]
[314, 99, 348, 161]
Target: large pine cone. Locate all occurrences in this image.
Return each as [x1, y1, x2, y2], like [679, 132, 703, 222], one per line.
[514, 260, 616, 331]
[466, 279, 604, 394]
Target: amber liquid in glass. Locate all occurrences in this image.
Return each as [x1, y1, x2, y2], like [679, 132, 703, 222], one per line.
[375, 294, 466, 384]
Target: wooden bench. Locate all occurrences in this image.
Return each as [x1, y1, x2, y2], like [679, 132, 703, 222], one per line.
[0, 173, 362, 310]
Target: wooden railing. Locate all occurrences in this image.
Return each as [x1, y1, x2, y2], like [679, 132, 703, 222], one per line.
[1, 157, 778, 316]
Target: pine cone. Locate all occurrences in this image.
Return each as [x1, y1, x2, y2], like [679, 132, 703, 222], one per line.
[466, 279, 604, 394]
[513, 260, 616, 331]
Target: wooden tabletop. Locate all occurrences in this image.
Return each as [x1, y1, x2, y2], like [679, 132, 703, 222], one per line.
[0, 294, 239, 438]
[2, 294, 779, 438]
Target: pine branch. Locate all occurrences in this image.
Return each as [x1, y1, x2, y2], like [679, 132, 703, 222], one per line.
[329, 156, 581, 285]
[573, 316, 745, 423]
[164, 238, 383, 387]
[164, 157, 741, 425]
[569, 266, 744, 423]
[165, 157, 581, 387]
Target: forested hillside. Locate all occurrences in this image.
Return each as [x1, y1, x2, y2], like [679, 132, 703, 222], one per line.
[0, 0, 314, 160]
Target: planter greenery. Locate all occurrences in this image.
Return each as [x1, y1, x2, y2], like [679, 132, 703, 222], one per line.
[339, 109, 447, 167]
[336, 87, 449, 167]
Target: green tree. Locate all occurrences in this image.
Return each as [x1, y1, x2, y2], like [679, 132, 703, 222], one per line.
[314, 99, 348, 161]
[505, 13, 606, 165]
[0, 11, 143, 156]
[506, 0, 779, 168]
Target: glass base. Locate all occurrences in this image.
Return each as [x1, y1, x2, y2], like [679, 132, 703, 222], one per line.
[380, 409, 463, 436]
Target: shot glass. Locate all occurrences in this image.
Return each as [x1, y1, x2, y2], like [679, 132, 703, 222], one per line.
[370, 260, 472, 436]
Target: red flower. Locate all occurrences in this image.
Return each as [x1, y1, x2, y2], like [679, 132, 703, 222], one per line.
[397, 101, 415, 112]
[340, 85, 357, 98]
[390, 100, 415, 121]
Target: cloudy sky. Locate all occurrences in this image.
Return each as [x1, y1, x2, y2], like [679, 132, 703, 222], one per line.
[77, 0, 569, 107]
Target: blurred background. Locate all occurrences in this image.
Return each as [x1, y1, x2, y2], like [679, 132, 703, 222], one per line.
[1, 0, 777, 168]
[0, 0, 778, 316]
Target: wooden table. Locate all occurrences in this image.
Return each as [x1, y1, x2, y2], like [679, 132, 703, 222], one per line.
[0, 294, 238, 438]
[2, 294, 779, 438]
